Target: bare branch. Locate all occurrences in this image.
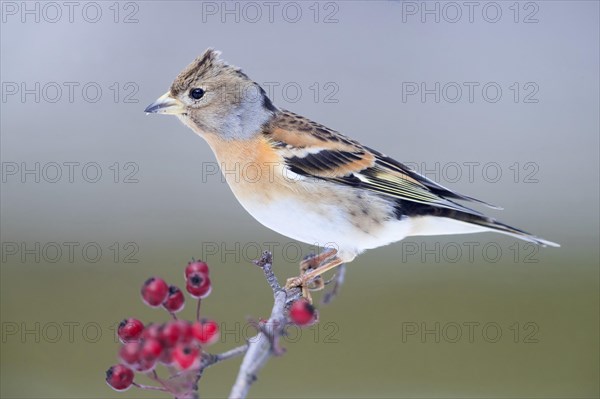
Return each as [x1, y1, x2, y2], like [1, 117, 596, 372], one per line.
[229, 252, 301, 399]
[204, 344, 250, 367]
[253, 251, 281, 293]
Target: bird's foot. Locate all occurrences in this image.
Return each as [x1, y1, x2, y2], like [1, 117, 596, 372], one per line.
[299, 248, 338, 273]
[285, 252, 344, 303]
[283, 275, 325, 303]
[284, 275, 308, 302]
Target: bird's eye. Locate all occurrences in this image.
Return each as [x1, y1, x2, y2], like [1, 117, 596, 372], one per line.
[189, 88, 205, 100]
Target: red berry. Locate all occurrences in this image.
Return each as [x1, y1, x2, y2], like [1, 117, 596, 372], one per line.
[175, 320, 194, 343]
[162, 285, 185, 313]
[185, 260, 210, 278]
[141, 323, 162, 341]
[119, 341, 140, 365]
[159, 348, 174, 365]
[117, 318, 144, 343]
[289, 299, 317, 326]
[105, 364, 134, 391]
[140, 338, 163, 362]
[141, 277, 169, 307]
[134, 358, 156, 372]
[173, 343, 200, 370]
[160, 321, 181, 347]
[186, 273, 211, 298]
[192, 320, 219, 345]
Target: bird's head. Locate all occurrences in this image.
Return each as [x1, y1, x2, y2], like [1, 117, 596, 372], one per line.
[145, 49, 277, 140]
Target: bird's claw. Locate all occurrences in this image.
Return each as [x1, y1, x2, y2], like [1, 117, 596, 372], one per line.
[299, 248, 338, 273]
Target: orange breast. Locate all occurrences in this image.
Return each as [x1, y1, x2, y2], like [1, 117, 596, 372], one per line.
[202, 133, 288, 200]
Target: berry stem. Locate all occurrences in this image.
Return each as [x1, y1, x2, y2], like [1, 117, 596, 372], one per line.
[170, 311, 178, 321]
[168, 343, 250, 382]
[132, 382, 168, 392]
[196, 298, 202, 322]
[148, 370, 174, 394]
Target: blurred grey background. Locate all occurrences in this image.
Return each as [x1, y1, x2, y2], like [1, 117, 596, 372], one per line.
[1, 1, 598, 398]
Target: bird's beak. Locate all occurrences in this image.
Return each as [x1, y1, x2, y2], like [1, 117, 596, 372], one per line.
[144, 92, 185, 115]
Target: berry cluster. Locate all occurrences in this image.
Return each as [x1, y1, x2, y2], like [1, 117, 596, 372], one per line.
[105, 258, 318, 396]
[105, 261, 218, 392]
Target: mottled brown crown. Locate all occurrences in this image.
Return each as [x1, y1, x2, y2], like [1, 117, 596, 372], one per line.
[170, 49, 244, 95]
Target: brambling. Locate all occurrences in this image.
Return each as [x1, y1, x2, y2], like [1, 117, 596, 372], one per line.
[145, 49, 558, 292]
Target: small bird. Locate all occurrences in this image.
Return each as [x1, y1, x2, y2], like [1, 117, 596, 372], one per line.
[145, 49, 558, 290]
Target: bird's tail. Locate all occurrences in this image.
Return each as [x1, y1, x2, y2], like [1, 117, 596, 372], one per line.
[446, 211, 560, 247]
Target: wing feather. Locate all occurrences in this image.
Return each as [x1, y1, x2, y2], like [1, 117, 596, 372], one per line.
[265, 111, 496, 216]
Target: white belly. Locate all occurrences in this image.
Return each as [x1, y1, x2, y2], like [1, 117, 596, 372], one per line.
[229, 181, 414, 262]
